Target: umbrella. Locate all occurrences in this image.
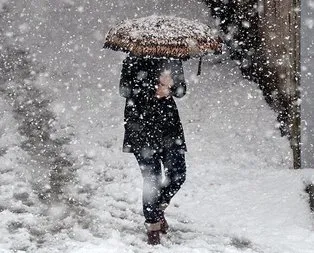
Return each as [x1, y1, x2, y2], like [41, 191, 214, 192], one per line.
[103, 15, 222, 74]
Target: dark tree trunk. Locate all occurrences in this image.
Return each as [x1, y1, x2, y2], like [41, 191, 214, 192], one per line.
[203, 0, 301, 169]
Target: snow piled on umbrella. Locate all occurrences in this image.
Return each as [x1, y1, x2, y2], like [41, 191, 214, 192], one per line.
[104, 15, 222, 59]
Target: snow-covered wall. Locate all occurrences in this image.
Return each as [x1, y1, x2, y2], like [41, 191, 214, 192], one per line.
[301, 0, 314, 168]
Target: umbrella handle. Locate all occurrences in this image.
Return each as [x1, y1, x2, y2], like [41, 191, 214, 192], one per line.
[197, 57, 202, 76]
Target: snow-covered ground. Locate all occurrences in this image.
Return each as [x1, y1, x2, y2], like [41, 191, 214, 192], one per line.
[0, 0, 313, 252]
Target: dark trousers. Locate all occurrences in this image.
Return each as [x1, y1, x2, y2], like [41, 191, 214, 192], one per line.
[134, 148, 186, 224]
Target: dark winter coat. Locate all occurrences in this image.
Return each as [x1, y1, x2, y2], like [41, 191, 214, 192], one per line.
[119, 56, 187, 154]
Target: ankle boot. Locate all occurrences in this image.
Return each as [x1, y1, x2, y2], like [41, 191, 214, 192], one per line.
[145, 222, 161, 245]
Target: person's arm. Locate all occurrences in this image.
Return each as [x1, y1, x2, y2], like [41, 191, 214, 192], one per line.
[119, 57, 137, 98]
[120, 57, 155, 99]
[165, 60, 186, 98]
[157, 60, 186, 99]
[171, 60, 186, 98]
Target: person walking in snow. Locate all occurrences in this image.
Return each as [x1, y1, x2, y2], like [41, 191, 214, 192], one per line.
[119, 55, 187, 245]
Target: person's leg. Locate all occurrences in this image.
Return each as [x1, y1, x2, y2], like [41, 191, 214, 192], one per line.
[156, 148, 186, 234]
[134, 151, 163, 244]
[159, 148, 186, 207]
[134, 151, 164, 244]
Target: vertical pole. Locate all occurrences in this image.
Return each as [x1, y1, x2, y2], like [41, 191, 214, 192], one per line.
[290, 0, 301, 169]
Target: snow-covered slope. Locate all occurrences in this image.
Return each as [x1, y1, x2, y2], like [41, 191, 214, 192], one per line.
[0, 0, 313, 252]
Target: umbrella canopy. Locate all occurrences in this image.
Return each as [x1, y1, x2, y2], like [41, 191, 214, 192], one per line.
[103, 15, 222, 59]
